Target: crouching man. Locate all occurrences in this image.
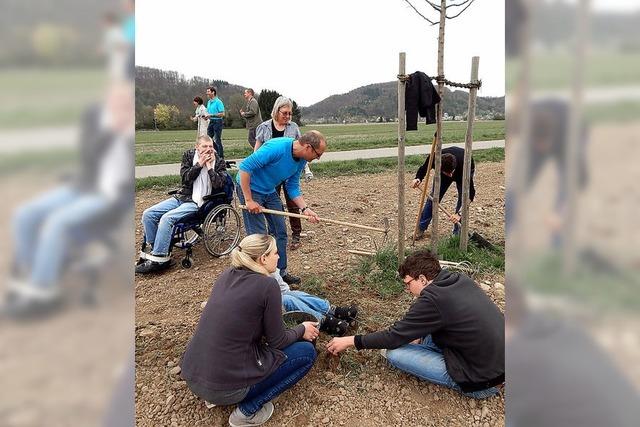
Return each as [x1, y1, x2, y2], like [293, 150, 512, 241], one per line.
[136, 135, 227, 274]
[327, 250, 504, 399]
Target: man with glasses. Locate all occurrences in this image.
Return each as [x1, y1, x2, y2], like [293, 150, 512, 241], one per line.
[236, 130, 326, 285]
[326, 250, 504, 399]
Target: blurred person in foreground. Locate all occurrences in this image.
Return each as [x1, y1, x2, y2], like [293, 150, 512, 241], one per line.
[3, 82, 134, 318]
[506, 283, 639, 426]
[254, 96, 314, 251]
[327, 250, 504, 399]
[136, 135, 227, 274]
[181, 234, 318, 427]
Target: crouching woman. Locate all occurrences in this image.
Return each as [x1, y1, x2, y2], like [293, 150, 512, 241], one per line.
[181, 234, 319, 426]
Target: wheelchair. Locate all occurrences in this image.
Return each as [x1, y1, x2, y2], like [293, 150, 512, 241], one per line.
[138, 171, 241, 269]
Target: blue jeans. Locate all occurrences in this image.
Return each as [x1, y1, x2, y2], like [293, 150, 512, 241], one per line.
[385, 335, 499, 399]
[236, 184, 288, 274]
[141, 197, 199, 256]
[282, 290, 330, 322]
[238, 341, 316, 416]
[207, 120, 224, 158]
[419, 173, 473, 236]
[12, 186, 111, 289]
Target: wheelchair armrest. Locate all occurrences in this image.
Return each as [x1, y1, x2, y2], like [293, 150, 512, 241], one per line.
[203, 191, 227, 201]
[167, 189, 180, 195]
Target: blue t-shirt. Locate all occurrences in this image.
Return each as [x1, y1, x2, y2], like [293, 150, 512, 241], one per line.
[237, 137, 306, 199]
[207, 98, 225, 120]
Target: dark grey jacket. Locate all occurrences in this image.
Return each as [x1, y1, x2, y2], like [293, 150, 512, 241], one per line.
[177, 148, 227, 202]
[354, 269, 504, 392]
[181, 268, 305, 391]
[405, 71, 441, 130]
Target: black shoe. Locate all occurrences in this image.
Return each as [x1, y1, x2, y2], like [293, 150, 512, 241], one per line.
[281, 273, 301, 285]
[135, 259, 172, 274]
[334, 305, 358, 322]
[320, 313, 349, 337]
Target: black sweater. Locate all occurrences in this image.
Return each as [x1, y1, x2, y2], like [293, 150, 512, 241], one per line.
[354, 269, 504, 392]
[181, 268, 305, 391]
[406, 71, 441, 131]
[415, 146, 475, 204]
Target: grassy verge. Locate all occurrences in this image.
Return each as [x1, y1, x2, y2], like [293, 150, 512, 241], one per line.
[435, 235, 505, 273]
[136, 147, 504, 191]
[135, 121, 505, 166]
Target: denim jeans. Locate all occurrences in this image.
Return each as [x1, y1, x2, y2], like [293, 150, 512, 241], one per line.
[282, 290, 330, 322]
[12, 186, 111, 289]
[141, 197, 198, 256]
[236, 184, 288, 274]
[238, 341, 316, 416]
[419, 171, 474, 236]
[385, 335, 499, 399]
[207, 119, 224, 158]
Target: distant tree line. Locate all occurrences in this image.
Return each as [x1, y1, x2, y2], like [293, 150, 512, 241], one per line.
[135, 66, 303, 130]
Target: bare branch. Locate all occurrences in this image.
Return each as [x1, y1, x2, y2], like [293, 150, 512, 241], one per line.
[446, 0, 476, 19]
[424, 0, 441, 12]
[446, 0, 472, 8]
[401, 0, 438, 24]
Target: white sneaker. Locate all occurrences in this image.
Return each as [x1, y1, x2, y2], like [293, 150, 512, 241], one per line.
[228, 402, 274, 426]
[380, 349, 388, 359]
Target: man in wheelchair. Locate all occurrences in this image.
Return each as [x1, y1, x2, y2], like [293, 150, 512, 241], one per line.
[136, 135, 228, 274]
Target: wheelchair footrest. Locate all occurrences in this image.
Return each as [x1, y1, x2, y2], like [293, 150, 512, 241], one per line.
[138, 251, 171, 263]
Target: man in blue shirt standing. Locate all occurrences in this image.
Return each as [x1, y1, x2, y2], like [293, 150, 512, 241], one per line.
[204, 86, 226, 158]
[237, 130, 326, 285]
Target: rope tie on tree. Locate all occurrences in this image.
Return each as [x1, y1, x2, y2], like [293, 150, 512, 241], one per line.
[397, 73, 481, 89]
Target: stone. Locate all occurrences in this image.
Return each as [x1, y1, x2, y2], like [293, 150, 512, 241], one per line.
[322, 416, 330, 423]
[469, 399, 476, 409]
[166, 395, 175, 406]
[139, 328, 155, 337]
[167, 361, 175, 368]
[481, 406, 489, 419]
[494, 283, 505, 291]
[200, 301, 207, 309]
[480, 284, 491, 292]
[169, 366, 181, 376]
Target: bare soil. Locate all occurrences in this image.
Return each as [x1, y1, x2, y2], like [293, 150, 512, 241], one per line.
[135, 162, 506, 427]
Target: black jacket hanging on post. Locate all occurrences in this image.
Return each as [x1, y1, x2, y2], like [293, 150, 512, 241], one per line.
[405, 71, 441, 131]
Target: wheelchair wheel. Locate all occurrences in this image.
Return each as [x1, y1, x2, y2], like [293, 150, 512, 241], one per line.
[202, 204, 241, 256]
[181, 257, 193, 269]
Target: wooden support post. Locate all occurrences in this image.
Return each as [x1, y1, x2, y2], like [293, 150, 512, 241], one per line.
[431, 0, 447, 254]
[397, 52, 407, 264]
[413, 134, 437, 244]
[460, 56, 480, 251]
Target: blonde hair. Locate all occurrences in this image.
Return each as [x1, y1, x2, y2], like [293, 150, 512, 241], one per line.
[230, 234, 277, 275]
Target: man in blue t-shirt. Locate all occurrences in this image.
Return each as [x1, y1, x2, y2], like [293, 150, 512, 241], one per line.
[204, 86, 226, 158]
[236, 131, 326, 285]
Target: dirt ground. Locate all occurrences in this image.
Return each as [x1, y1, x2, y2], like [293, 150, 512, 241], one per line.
[135, 162, 506, 427]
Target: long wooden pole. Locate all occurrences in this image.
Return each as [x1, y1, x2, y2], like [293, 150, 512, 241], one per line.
[460, 56, 480, 251]
[238, 206, 388, 233]
[398, 52, 407, 264]
[412, 133, 437, 243]
[431, 0, 447, 254]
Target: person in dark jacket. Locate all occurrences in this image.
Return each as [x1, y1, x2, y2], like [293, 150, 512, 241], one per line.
[326, 250, 504, 399]
[136, 135, 227, 274]
[412, 146, 475, 239]
[181, 234, 319, 426]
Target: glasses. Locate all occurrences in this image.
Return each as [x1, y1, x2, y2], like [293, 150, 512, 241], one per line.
[309, 144, 322, 160]
[279, 110, 293, 116]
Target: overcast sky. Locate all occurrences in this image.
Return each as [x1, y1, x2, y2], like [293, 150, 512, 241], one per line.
[136, 0, 506, 106]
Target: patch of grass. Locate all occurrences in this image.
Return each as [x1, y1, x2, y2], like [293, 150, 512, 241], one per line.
[136, 148, 505, 192]
[351, 247, 404, 298]
[434, 235, 505, 273]
[0, 148, 77, 177]
[299, 275, 326, 298]
[136, 174, 181, 191]
[135, 121, 505, 166]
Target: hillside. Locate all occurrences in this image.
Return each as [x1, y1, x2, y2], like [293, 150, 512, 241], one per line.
[301, 81, 504, 123]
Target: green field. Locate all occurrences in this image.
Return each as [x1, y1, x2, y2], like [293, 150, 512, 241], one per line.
[135, 121, 505, 166]
[0, 69, 106, 129]
[506, 51, 640, 91]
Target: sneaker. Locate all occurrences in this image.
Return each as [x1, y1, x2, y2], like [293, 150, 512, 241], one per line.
[281, 273, 301, 285]
[320, 313, 349, 337]
[414, 229, 426, 240]
[135, 259, 172, 274]
[289, 235, 301, 251]
[333, 305, 358, 328]
[228, 402, 274, 427]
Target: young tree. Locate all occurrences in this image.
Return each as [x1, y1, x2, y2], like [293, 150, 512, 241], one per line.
[154, 104, 180, 130]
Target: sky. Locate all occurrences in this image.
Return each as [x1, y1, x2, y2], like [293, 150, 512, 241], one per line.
[136, 0, 507, 106]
